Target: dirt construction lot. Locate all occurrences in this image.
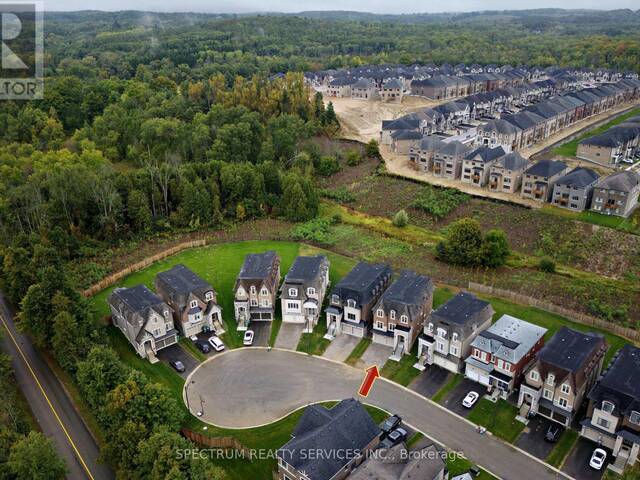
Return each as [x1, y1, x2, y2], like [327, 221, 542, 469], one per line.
[325, 94, 444, 143]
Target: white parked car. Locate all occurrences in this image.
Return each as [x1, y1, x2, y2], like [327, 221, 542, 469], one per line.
[589, 448, 607, 470]
[462, 391, 480, 408]
[208, 335, 225, 352]
[243, 330, 254, 346]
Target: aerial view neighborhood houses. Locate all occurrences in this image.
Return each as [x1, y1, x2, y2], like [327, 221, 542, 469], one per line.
[3, 7, 640, 480]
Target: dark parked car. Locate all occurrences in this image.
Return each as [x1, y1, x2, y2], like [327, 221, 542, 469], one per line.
[381, 415, 402, 435]
[169, 360, 185, 373]
[380, 427, 408, 448]
[195, 340, 210, 354]
[545, 424, 562, 442]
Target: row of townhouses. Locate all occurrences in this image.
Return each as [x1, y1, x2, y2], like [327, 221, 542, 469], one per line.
[577, 116, 640, 166]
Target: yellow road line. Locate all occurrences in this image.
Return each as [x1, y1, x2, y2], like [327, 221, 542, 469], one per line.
[0, 315, 95, 480]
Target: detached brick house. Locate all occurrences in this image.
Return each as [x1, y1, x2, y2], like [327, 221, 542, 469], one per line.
[277, 399, 380, 480]
[325, 262, 393, 339]
[371, 270, 434, 360]
[551, 167, 599, 212]
[580, 345, 640, 472]
[488, 152, 531, 194]
[591, 171, 640, 218]
[108, 285, 178, 363]
[521, 159, 569, 202]
[464, 314, 547, 398]
[280, 255, 330, 332]
[517, 327, 607, 427]
[415, 292, 494, 373]
[155, 264, 223, 338]
[233, 251, 281, 330]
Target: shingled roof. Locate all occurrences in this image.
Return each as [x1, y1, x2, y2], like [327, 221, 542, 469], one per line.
[595, 171, 640, 192]
[588, 345, 640, 417]
[555, 167, 599, 189]
[525, 159, 567, 178]
[375, 270, 433, 324]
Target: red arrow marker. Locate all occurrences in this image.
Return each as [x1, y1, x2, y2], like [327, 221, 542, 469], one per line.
[358, 365, 380, 397]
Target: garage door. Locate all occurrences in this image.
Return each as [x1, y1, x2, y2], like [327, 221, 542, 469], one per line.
[466, 368, 490, 386]
[373, 333, 395, 347]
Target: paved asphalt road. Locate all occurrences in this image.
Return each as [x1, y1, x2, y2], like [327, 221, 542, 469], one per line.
[186, 348, 572, 480]
[0, 291, 113, 480]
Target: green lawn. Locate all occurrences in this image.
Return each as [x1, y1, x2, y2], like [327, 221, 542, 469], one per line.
[406, 432, 424, 448]
[552, 107, 640, 157]
[345, 338, 372, 366]
[380, 344, 421, 386]
[90, 240, 302, 348]
[447, 454, 497, 480]
[179, 337, 207, 362]
[546, 429, 579, 468]
[297, 320, 332, 355]
[541, 205, 640, 236]
[183, 402, 389, 480]
[467, 398, 525, 443]
[432, 374, 463, 404]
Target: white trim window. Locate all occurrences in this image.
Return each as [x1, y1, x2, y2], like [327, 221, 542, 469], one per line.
[347, 299, 356, 308]
[376, 321, 384, 330]
[388, 323, 395, 331]
[286, 301, 300, 312]
[601, 401, 615, 414]
[390, 310, 396, 320]
[190, 300, 198, 309]
[547, 374, 555, 386]
[530, 370, 540, 382]
[400, 315, 408, 325]
[377, 309, 384, 317]
[557, 397, 569, 409]
[543, 389, 553, 400]
[307, 287, 316, 296]
[452, 332, 458, 342]
[205, 291, 214, 301]
[630, 411, 640, 425]
[427, 323, 434, 334]
[561, 384, 570, 395]
[250, 285, 256, 295]
[250, 299, 258, 307]
[288, 288, 298, 297]
[261, 287, 269, 296]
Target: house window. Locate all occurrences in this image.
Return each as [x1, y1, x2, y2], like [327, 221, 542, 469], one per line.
[601, 401, 615, 414]
[388, 323, 395, 331]
[205, 291, 213, 301]
[377, 309, 384, 317]
[287, 302, 299, 311]
[331, 294, 340, 304]
[630, 411, 640, 425]
[561, 384, 570, 395]
[190, 300, 198, 309]
[547, 374, 555, 386]
[262, 299, 270, 307]
[261, 288, 268, 296]
[347, 299, 356, 308]
[437, 328, 446, 338]
[436, 342, 446, 353]
[250, 286, 256, 295]
[390, 310, 396, 320]
[307, 287, 315, 296]
[450, 346, 459, 356]
[558, 397, 569, 409]
[597, 417, 611, 429]
[153, 328, 161, 337]
[400, 315, 408, 324]
[376, 321, 384, 330]
[543, 389, 553, 400]
[250, 299, 258, 307]
[288, 288, 298, 297]
[427, 323, 434, 334]
[452, 332, 458, 342]
[163, 310, 170, 318]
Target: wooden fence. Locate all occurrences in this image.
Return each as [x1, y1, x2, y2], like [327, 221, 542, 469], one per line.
[468, 282, 640, 343]
[181, 428, 253, 459]
[81, 239, 207, 297]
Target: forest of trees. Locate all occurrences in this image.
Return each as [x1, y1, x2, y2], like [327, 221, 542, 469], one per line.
[0, 9, 638, 478]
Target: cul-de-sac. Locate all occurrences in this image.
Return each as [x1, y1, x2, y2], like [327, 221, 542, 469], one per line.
[1, 6, 640, 480]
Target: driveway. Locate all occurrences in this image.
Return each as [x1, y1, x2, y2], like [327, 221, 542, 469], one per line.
[356, 342, 392, 369]
[562, 438, 608, 480]
[249, 322, 271, 347]
[274, 323, 305, 350]
[440, 378, 481, 417]
[157, 343, 200, 378]
[409, 366, 452, 398]
[322, 335, 360, 362]
[515, 416, 557, 460]
[185, 349, 569, 480]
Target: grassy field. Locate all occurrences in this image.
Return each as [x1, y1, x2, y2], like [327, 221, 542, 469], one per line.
[432, 374, 463, 404]
[541, 205, 640, 236]
[546, 429, 579, 468]
[345, 338, 372, 366]
[380, 344, 421, 386]
[468, 398, 525, 443]
[552, 107, 640, 157]
[90, 240, 302, 348]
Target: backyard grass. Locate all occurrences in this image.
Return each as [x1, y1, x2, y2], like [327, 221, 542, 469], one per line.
[432, 374, 463, 404]
[90, 240, 302, 348]
[546, 429, 579, 468]
[552, 107, 640, 157]
[467, 398, 525, 443]
[345, 338, 372, 366]
[183, 402, 389, 480]
[380, 344, 421, 386]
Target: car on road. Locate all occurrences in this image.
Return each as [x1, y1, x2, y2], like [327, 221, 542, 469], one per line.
[169, 360, 185, 373]
[381, 415, 402, 435]
[195, 340, 210, 354]
[380, 427, 408, 448]
[589, 448, 607, 470]
[243, 330, 254, 346]
[462, 391, 480, 408]
[208, 335, 225, 352]
[545, 424, 562, 442]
